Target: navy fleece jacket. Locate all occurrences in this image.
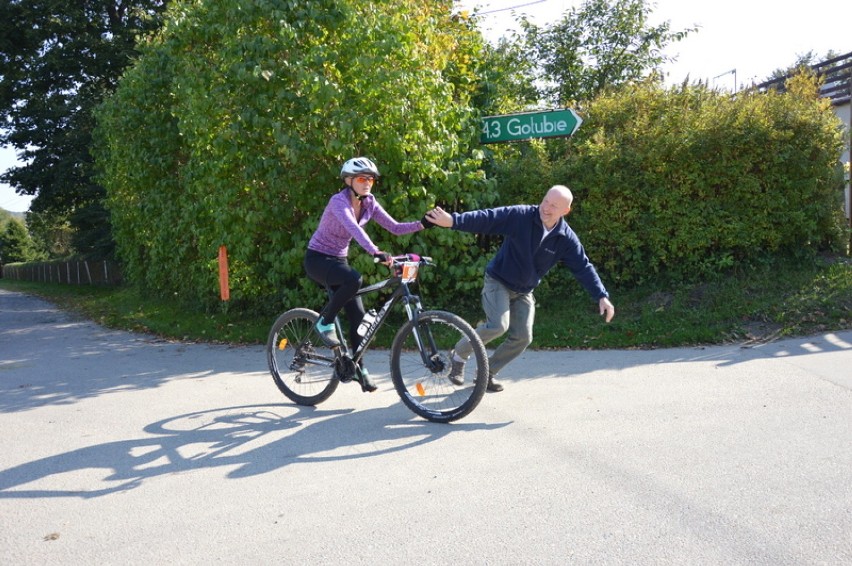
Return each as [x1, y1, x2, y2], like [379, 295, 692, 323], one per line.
[451, 205, 609, 299]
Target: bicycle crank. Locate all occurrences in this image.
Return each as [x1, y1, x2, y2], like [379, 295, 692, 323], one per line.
[334, 355, 358, 383]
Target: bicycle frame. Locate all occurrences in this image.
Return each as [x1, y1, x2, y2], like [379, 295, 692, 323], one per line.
[331, 257, 439, 370]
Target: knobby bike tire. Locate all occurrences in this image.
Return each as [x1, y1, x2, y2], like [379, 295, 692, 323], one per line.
[389, 310, 489, 423]
[266, 308, 339, 406]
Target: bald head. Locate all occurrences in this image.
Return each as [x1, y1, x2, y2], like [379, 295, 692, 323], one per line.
[539, 185, 573, 229]
[547, 185, 573, 207]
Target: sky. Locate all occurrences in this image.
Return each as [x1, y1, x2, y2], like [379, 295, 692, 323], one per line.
[2, 0, 851, 213]
[460, 0, 852, 88]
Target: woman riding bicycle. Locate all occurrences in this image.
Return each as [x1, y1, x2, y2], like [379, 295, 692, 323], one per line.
[304, 157, 432, 392]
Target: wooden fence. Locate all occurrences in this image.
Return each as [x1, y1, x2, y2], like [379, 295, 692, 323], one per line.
[1, 260, 123, 285]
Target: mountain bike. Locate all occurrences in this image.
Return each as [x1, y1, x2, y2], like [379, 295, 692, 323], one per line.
[266, 254, 489, 423]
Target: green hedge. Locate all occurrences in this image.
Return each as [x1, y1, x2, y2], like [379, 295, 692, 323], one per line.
[94, 0, 492, 313]
[491, 76, 846, 289]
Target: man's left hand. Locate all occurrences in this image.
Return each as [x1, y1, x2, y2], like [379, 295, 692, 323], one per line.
[599, 297, 615, 323]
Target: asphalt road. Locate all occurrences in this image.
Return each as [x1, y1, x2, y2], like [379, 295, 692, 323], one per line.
[1, 288, 850, 565]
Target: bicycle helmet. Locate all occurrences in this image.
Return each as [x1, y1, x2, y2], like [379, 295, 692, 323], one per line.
[340, 157, 380, 179]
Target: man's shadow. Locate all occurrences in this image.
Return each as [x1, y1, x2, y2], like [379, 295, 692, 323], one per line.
[0, 403, 509, 499]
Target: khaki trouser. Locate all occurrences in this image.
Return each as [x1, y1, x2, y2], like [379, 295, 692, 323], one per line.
[454, 273, 535, 377]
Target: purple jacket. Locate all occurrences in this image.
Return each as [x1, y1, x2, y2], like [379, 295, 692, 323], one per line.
[307, 188, 423, 257]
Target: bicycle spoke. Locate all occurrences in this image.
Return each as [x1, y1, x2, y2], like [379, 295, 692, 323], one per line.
[390, 311, 488, 423]
[267, 309, 339, 405]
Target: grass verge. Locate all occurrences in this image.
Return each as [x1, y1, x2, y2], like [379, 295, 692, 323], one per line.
[1, 255, 849, 349]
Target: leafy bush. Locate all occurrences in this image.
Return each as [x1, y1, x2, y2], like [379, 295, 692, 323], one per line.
[558, 75, 847, 286]
[94, 0, 490, 312]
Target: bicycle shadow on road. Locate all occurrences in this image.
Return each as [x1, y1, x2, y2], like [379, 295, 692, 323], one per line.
[0, 403, 509, 500]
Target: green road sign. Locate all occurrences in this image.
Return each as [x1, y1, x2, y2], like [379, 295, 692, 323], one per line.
[480, 108, 582, 144]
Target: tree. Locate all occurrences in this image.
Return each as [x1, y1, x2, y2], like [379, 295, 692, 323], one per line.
[0, 218, 41, 263]
[25, 210, 73, 259]
[520, 0, 693, 104]
[0, 0, 169, 258]
[471, 36, 539, 116]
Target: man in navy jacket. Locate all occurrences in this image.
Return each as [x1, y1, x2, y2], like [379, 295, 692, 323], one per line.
[424, 185, 615, 392]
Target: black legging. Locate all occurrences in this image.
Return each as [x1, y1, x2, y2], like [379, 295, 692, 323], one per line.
[304, 249, 366, 351]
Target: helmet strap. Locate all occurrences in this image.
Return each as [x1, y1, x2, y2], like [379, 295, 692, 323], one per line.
[348, 185, 366, 202]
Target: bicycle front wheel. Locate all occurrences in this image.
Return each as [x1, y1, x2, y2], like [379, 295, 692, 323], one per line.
[390, 310, 489, 423]
[267, 308, 339, 406]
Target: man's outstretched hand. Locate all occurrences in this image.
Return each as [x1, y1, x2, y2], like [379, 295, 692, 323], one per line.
[600, 297, 615, 323]
[424, 207, 453, 228]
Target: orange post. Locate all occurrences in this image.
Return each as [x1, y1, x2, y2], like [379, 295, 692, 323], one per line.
[218, 245, 230, 301]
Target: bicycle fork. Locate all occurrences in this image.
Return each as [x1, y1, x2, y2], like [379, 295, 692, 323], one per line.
[402, 296, 445, 373]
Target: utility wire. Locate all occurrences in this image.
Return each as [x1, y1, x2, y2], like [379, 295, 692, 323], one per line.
[474, 0, 549, 15]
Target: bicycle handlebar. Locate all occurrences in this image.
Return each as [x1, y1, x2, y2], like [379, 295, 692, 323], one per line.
[373, 253, 434, 265]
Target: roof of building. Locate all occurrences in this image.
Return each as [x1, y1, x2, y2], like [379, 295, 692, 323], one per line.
[753, 50, 851, 106]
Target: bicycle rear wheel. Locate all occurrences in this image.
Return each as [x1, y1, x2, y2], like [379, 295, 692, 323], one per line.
[267, 308, 339, 405]
[390, 310, 489, 423]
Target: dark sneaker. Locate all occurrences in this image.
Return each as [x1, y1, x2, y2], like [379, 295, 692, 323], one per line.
[447, 351, 466, 386]
[487, 376, 504, 392]
[315, 319, 340, 347]
[356, 367, 378, 393]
